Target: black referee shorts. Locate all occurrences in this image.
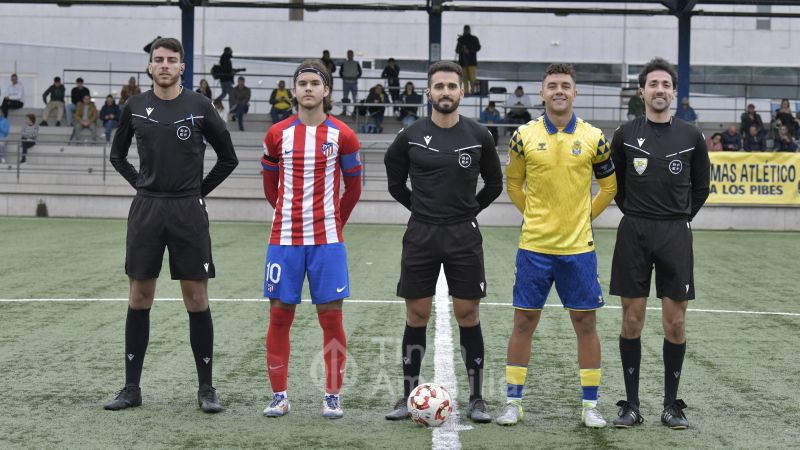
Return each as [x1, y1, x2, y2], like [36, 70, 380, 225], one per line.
[125, 194, 215, 280]
[397, 217, 486, 300]
[610, 215, 694, 301]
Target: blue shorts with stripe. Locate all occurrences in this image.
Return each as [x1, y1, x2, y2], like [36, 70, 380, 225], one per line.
[264, 243, 349, 304]
[513, 249, 604, 311]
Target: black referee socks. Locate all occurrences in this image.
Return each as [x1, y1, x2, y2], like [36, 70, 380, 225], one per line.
[663, 338, 686, 406]
[619, 335, 642, 407]
[401, 324, 427, 399]
[188, 308, 214, 387]
[124, 307, 150, 386]
[459, 323, 485, 401]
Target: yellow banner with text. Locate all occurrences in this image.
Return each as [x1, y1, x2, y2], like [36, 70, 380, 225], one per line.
[708, 152, 800, 205]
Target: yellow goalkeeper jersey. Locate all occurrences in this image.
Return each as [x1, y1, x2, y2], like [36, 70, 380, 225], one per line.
[506, 113, 615, 255]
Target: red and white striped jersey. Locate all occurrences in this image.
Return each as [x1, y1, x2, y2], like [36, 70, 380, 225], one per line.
[261, 115, 362, 245]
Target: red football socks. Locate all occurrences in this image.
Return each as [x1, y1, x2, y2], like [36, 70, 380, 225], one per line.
[318, 309, 347, 394]
[266, 306, 295, 393]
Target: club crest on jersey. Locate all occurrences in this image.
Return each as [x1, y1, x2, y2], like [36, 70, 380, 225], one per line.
[669, 159, 683, 174]
[176, 125, 191, 140]
[537, 142, 547, 151]
[321, 142, 336, 157]
[458, 152, 472, 168]
[571, 141, 582, 156]
[633, 157, 648, 175]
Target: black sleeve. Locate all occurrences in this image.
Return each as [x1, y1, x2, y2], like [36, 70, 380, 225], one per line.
[381, 68, 388, 79]
[384, 130, 412, 210]
[476, 128, 503, 212]
[357, 64, 362, 78]
[689, 131, 711, 221]
[269, 90, 277, 105]
[42, 86, 52, 104]
[610, 126, 627, 213]
[200, 101, 239, 197]
[109, 103, 139, 189]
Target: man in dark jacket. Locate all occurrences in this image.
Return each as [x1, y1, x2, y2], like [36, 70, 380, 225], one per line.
[456, 25, 481, 94]
[214, 47, 245, 102]
[41, 76, 66, 126]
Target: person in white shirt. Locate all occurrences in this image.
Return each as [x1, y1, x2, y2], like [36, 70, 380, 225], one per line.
[505, 85, 532, 125]
[2, 73, 25, 117]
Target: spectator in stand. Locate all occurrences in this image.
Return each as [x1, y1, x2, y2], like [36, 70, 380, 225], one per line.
[20, 113, 38, 163]
[66, 77, 90, 127]
[99, 94, 121, 143]
[774, 125, 798, 152]
[743, 124, 767, 152]
[705, 132, 723, 152]
[479, 101, 502, 146]
[120, 76, 141, 106]
[41, 76, 66, 126]
[398, 81, 421, 128]
[720, 124, 741, 151]
[196, 78, 212, 100]
[321, 50, 336, 92]
[1, 73, 24, 117]
[70, 94, 97, 143]
[269, 80, 293, 123]
[675, 97, 697, 124]
[773, 99, 798, 138]
[740, 103, 763, 135]
[229, 76, 251, 131]
[213, 99, 226, 120]
[455, 25, 481, 94]
[506, 85, 532, 126]
[0, 114, 8, 163]
[365, 84, 388, 133]
[215, 47, 246, 103]
[627, 92, 645, 119]
[340, 50, 362, 116]
[381, 58, 401, 103]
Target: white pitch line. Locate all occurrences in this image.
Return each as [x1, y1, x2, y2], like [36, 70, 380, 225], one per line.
[0, 298, 798, 317]
[432, 267, 469, 450]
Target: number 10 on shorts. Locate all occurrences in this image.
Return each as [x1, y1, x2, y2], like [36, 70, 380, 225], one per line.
[266, 261, 282, 293]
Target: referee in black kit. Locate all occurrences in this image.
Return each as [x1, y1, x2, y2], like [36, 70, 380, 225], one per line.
[104, 38, 238, 413]
[383, 60, 503, 423]
[608, 57, 710, 429]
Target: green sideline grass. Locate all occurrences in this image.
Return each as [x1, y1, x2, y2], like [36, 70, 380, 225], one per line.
[0, 217, 798, 448]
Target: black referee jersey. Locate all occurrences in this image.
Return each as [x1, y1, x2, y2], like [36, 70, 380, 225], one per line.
[384, 115, 503, 224]
[610, 116, 710, 221]
[110, 89, 238, 197]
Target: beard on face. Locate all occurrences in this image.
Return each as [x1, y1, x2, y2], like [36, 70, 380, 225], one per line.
[153, 71, 181, 89]
[431, 96, 460, 114]
[647, 95, 672, 113]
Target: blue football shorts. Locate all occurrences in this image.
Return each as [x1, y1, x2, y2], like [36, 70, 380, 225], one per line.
[513, 249, 605, 311]
[264, 243, 349, 304]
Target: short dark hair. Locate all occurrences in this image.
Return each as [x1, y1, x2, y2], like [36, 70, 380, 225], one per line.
[149, 37, 184, 62]
[237, 76, 245, 82]
[638, 57, 677, 89]
[291, 59, 333, 113]
[54, 76, 61, 82]
[543, 63, 576, 83]
[427, 60, 462, 86]
[76, 77, 84, 83]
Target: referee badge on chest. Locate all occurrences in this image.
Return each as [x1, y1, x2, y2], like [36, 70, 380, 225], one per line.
[458, 152, 472, 168]
[633, 157, 648, 175]
[176, 125, 191, 141]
